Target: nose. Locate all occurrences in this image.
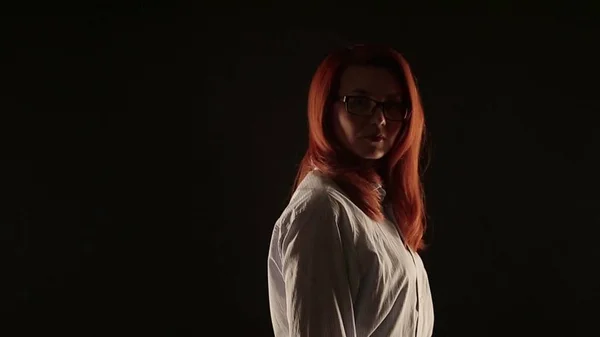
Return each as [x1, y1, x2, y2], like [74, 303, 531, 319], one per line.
[369, 105, 386, 126]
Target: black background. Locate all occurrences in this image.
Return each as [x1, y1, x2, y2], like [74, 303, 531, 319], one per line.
[2, 8, 600, 337]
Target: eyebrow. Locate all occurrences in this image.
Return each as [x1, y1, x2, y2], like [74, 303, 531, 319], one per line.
[348, 88, 403, 98]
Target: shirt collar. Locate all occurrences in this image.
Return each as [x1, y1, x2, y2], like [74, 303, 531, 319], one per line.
[375, 184, 386, 199]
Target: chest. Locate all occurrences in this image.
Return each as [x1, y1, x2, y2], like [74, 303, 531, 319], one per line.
[343, 206, 422, 297]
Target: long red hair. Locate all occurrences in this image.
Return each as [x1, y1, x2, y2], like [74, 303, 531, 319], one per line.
[292, 44, 429, 251]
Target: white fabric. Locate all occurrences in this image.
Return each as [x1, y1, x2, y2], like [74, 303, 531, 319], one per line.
[267, 170, 434, 337]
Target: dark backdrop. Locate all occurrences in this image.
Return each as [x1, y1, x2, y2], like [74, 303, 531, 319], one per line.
[2, 10, 599, 337]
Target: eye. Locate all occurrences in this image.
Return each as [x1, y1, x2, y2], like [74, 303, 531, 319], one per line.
[384, 101, 404, 110]
[384, 101, 408, 120]
[349, 96, 371, 108]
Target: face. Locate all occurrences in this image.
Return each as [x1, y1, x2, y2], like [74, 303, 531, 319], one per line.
[332, 65, 406, 160]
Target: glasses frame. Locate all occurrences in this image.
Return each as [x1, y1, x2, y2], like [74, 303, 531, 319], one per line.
[339, 95, 411, 122]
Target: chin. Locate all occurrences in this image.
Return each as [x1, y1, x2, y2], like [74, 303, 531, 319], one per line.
[356, 150, 386, 160]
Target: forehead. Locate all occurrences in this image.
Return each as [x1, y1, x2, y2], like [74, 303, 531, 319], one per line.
[338, 65, 403, 96]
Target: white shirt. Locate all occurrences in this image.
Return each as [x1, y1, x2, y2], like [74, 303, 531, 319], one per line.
[267, 170, 434, 337]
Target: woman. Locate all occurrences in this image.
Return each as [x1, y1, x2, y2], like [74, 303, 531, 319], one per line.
[267, 44, 434, 337]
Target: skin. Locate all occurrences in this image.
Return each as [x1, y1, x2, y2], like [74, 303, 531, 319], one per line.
[332, 65, 405, 161]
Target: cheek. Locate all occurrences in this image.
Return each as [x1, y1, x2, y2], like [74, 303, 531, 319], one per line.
[386, 123, 403, 142]
[333, 108, 360, 140]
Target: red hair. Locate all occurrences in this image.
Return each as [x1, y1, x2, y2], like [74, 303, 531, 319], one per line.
[292, 44, 429, 251]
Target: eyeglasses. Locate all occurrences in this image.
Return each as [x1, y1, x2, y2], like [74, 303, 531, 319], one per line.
[339, 95, 411, 122]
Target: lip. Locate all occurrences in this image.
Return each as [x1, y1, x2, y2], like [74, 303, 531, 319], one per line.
[365, 134, 385, 142]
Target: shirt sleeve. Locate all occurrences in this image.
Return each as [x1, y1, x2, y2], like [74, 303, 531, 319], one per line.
[279, 190, 357, 337]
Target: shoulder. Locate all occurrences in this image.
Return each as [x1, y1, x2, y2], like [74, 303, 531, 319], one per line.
[285, 172, 340, 220]
[274, 171, 347, 231]
[273, 172, 354, 256]
[272, 171, 364, 260]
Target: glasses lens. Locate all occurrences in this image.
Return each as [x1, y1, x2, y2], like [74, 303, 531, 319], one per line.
[346, 96, 374, 116]
[383, 101, 407, 120]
